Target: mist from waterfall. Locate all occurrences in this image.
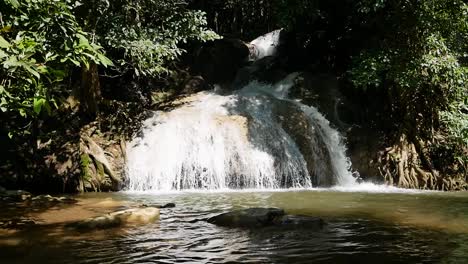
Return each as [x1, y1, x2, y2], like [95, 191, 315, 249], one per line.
[125, 74, 356, 191]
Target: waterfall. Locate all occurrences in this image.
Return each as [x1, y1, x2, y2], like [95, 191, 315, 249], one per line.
[125, 74, 356, 191]
[248, 29, 282, 61]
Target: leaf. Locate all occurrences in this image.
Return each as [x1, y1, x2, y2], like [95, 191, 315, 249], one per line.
[0, 50, 7, 59]
[97, 53, 114, 67]
[22, 63, 40, 79]
[0, 36, 11, 48]
[6, 0, 19, 8]
[19, 108, 27, 117]
[76, 33, 91, 48]
[1, 26, 12, 33]
[33, 97, 46, 115]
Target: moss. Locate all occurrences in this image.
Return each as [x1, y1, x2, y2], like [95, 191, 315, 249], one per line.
[80, 153, 92, 182]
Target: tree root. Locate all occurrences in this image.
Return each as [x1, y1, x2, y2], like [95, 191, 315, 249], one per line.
[377, 134, 467, 191]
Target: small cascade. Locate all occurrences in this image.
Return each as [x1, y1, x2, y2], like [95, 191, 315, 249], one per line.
[126, 73, 356, 191]
[248, 29, 283, 60]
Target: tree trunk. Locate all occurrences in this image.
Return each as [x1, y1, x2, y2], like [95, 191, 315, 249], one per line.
[76, 63, 101, 117]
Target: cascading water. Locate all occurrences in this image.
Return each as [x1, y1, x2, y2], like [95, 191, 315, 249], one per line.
[248, 29, 282, 60]
[126, 73, 356, 191]
[126, 29, 356, 191]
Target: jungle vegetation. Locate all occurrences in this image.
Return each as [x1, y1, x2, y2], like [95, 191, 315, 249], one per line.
[0, 0, 466, 190]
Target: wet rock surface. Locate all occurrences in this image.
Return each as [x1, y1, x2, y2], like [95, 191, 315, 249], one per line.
[0, 217, 36, 229]
[31, 194, 77, 204]
[208, 208, 285, 227]
[207, 208, 325, 230]
[69, 207, 160, 230]
[193, 38, 250, 85]
[0, 189, 77, 204]
[139, 202, 176, 209]
[0, 190, 32, 202]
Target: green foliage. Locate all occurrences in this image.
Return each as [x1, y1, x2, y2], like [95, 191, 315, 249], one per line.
[349, 0, 468, 171]
[80, 0, 219, 77]
[0, 0, 112, 136]
[1, 0, 216, 137]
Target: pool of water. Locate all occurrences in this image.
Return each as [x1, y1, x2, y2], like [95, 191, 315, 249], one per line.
[1, 187, 468, 263]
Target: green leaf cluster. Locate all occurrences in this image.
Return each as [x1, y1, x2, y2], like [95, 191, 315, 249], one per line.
[79, 0, 219, 77]
[1, 0, 216, 137]
[348, 0, 468, 166]
[0, 0, 112, 136]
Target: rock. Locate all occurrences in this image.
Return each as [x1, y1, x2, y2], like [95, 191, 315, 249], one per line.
[0, 190, 32, 202]
[31, 194, 77, 204]
[0, 217, 36, 229]
[70, 207, 160, 230]
[274, 100, 335, 186]
[207, 208, 285, 228]
[274, 215, 325, 230]
[160, 203, 176, 209]
[140, 202, 175, 209]
[80, 136, 124, 192]
[180, 76, 210, 94]
[232, 56, 289, 88]
[193, 38, 250, 85]
[207, 208, 325, 230]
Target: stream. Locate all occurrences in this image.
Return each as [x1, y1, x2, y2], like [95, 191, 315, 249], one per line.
[1, 187, 468, 263]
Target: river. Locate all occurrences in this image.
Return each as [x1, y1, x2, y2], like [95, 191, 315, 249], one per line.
[1, 187, 468, 263]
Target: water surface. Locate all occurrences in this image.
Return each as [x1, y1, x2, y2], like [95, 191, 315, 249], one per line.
[1, 188, 468, 263]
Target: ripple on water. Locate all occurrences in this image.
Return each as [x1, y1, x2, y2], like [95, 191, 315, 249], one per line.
[1, 190, 468, 263]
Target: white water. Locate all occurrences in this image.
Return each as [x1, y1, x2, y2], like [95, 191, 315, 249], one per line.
[126, 74, 356, 191]
[249, 29, 282, 60]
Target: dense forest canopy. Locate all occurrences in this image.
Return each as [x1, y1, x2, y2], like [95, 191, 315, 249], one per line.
[0, 0, 466, 191]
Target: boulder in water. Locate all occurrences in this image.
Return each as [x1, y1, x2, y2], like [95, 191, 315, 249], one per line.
[140, 202, 176, 209]
[207, 208, 285, 228]
[207, 208, 325, 230]
[70, 207, 160, 230]
[0, 190, 32, 202]
[274, 215, 325, 230]
[0, 217, 36, 230]
[31, 194, 77, 204]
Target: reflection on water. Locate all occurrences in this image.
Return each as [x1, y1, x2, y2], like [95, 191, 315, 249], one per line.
[1, 189, 468, 263]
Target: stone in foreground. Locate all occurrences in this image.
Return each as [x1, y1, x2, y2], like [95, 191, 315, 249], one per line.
[0, 190, 32, 202]
[31, 194, 77, 204]
[207, 208, 325, 229]
[207, 208, 285, 227]
[70, 207, 160, 230]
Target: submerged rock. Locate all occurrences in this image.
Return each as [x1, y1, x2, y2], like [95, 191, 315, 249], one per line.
[0, 190, 32, 202]
[207, 208, 285, 228]
[0, 217, 36, 230]
[274, 215, 325, 230]
[140, 202, 176, 209]
[31, 194, 77, 204]
[70, 207, 160, 230]
[207, 208, 325, 230]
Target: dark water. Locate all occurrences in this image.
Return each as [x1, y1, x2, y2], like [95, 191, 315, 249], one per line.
[1, 189, 468, 263]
